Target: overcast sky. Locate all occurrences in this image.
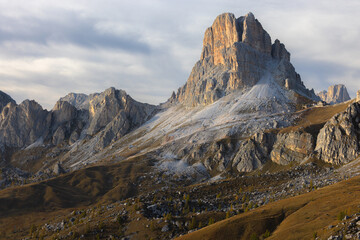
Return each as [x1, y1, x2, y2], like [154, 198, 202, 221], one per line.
[0, 0, 359, 109]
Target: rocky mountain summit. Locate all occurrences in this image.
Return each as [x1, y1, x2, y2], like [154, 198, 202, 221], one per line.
[172, 12, 318, 107]
[317, 84, 350, 104]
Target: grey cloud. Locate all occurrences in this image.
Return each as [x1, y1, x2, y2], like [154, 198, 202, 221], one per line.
[0, 12, 151, 54]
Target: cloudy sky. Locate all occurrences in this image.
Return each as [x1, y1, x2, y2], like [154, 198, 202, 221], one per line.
[0, 0, 359, 109]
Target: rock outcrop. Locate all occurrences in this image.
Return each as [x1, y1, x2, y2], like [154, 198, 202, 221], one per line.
[87, 87, 157, 149]
[50, 100, 86, 145]
[0, 100, 50, 147]
[317, 84, 350, 104]
[357, 90, 360, 102]
[315, 102, 360, 164]
[0, 90, 16, 113]
[174, 12, 317, 107]
[270, 131, 314, 165]
[232, 132, 274, 172]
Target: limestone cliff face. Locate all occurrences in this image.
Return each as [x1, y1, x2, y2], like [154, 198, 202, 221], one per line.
[50, 100, 86, 145]
[86, 87, 157, 149]
[270, 132, 314, 165]
[175, 12, 317, 107]
[315, 102, 360, 164]
[232, 132, 274, 172]
[317, 84, 350, 104]
[0, 100, 50, 147]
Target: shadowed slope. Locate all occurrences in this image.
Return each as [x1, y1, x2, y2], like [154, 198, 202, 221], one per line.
[0, 156, 152, 217]
[176, 175, 360, 240]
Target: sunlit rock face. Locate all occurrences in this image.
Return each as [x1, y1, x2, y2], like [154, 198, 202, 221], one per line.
[315, 102, 360, 165]
[317, 84, 350, 104]
[174, 12, 317, 107]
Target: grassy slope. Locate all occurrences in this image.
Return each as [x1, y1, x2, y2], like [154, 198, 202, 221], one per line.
[176, 175, 360, 240]
[280, 100, 352, 134]
[0, 156, 152, 217]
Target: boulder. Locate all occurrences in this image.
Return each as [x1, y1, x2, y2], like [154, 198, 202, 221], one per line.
[53, 162, 66, 175]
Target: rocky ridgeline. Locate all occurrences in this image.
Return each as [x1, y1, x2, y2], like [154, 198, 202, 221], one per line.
[318, 84, 351, 104]
[171, 12, 318, 107]
[0, 87, 157, 171]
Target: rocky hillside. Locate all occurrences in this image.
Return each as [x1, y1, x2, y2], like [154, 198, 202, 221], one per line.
[0, 88, 157, 173]
[317, 84, 351, 104]
[171, 12, 318, 107]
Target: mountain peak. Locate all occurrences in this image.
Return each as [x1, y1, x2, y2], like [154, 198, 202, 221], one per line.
[317, 84, 350, 104]
[245, 12, 255, 19]
[0, 90, 16, 113]
[175, 12, 318, 107]
[201, 12, 272, 65]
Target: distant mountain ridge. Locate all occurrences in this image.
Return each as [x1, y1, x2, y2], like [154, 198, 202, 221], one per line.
[0, 87, 157, 154]
[317, 84, 350, 104]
